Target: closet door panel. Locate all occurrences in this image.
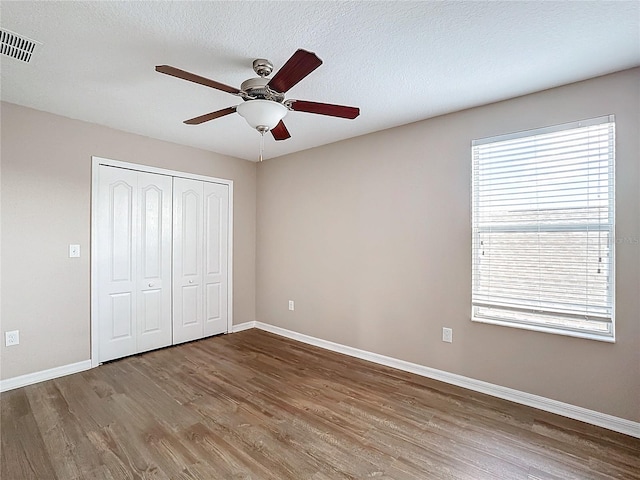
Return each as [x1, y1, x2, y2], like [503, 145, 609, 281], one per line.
[140, 290, 161, 332]
[203, 182, 229, 336]
[111, 293, 134, 338]
[97, 166, 138, 362]
[137, 172, 173, 353]
[173, 177, 204, 344]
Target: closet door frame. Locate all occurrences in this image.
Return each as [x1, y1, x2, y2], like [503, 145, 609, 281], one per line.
[90, 156, 234, 367]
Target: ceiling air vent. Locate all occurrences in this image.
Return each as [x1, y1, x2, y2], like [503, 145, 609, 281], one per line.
[1, 29, 41, 63]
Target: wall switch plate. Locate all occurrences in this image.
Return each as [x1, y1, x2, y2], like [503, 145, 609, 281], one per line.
[288, 300, 295, 311]
[442, 327, 453, 343]
[69, 244, 80, 258]
[5, 330, 19, 346]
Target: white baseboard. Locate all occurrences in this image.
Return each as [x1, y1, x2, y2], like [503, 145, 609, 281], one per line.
[253, 321, 640, 439]
[0, 360, 92, 393]
[231, 321, 256, 333]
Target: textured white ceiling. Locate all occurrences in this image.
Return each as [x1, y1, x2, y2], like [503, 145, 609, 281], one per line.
[1, 1, 639, 161]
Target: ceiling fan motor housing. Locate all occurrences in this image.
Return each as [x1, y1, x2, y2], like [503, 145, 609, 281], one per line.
[240, 77, 284, 102]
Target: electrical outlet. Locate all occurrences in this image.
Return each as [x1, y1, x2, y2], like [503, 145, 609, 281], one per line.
[288, 300, 295, 311]
[5, 330, 19, 347]
[442, 327, 453, 343]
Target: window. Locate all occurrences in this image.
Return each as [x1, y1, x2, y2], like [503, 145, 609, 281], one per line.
[471, 116, 615, 340]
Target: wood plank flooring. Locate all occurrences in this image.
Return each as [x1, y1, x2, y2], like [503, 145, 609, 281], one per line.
[1, 329, 639, 479]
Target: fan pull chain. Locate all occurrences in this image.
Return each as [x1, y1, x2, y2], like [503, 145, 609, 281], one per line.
[256, 125, 269, 162]
[259, 130, 265, 162]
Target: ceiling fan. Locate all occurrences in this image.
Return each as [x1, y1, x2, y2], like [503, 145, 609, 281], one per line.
[155, 49, 360, 142]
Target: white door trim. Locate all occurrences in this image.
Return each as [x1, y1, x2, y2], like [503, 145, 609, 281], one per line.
[91, 156, 234, 367]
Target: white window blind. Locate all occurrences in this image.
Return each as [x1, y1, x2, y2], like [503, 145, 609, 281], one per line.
[471, 116, 615, 339]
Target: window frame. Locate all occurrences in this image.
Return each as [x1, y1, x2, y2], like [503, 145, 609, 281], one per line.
[470, 116, 616, 342]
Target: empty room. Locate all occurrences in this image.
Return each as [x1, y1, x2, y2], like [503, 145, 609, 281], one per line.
[1, 1, 639, 479]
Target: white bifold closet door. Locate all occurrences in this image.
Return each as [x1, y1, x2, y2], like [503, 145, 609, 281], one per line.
[173, 177, 229, 344]
[97, 166, 173, 362]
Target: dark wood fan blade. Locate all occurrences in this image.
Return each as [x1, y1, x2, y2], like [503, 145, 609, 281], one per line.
[271, 120, 291, 141]
[267, 49, 322, 93]
[156, 65, 240, 95]
[289, 100, 360, 119]
[184, 106, 237, 125]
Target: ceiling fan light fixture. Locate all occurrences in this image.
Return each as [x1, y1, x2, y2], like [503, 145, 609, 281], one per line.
[236, 99, 287, 132]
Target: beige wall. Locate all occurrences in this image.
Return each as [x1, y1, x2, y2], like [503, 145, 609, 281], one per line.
[256, 68, 640, 422]
[0, 102, 257, 380]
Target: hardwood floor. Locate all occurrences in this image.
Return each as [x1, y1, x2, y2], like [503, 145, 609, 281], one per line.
[1, 329, 638, 479]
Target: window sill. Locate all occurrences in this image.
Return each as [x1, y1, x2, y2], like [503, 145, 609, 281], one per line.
[471, 316, 615, 343]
